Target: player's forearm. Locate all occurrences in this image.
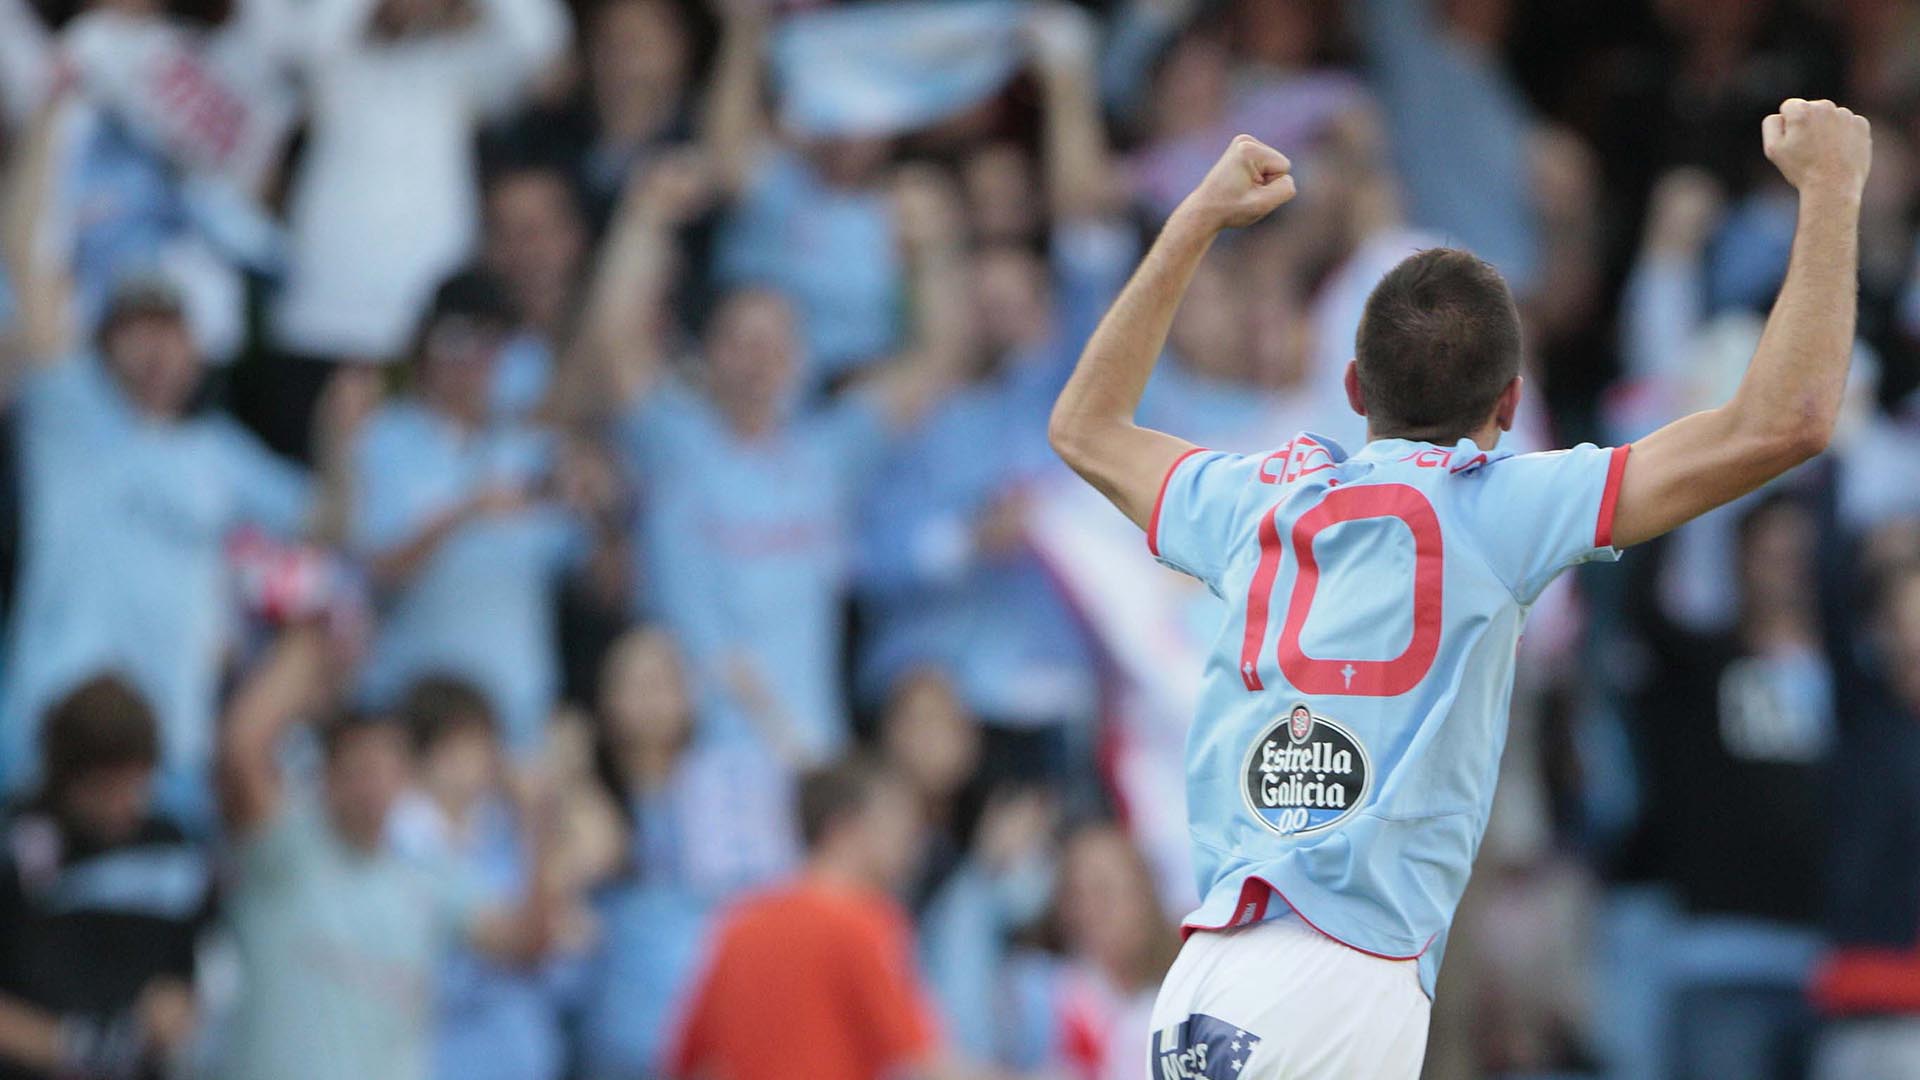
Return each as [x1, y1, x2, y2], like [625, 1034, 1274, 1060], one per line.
[1726, 187, 1862, 464]
[1048, 209, 1217, 525]
[1051, 135, 1293, 526]
[1614, 190, 1862, 548]
[1611, 102, 1870, 549]
[1050, 210, 1213, 451]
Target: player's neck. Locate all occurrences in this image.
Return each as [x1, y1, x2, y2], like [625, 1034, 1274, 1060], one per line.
[1365, 422, 1503, 451]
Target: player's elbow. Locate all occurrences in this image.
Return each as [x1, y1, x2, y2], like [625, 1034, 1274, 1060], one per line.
[1767, 406, 1837, 469]
[1779, 420, 1833, 466]
[1048, 408, 1096, 474]
[1732, 399, 1836, 473]
[1737, 420, 1832, 481]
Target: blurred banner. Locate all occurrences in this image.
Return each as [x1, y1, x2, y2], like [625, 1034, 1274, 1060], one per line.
[773, 0, 1027, 138]
[61, 11, 292, 272]
[64, 12, 293, 198]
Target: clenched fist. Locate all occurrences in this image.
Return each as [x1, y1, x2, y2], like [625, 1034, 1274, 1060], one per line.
[1177, 134, 1297, 231]
[1763, 98, 1872, 198]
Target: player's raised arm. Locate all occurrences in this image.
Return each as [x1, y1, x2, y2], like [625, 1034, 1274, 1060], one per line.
[1609, 99, 1871, 548]
[1049, 135, 1295, 528]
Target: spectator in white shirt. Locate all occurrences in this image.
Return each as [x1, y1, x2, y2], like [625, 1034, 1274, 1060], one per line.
[272, 0, 570, 363]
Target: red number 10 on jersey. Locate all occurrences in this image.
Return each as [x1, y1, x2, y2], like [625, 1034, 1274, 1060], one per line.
[1238, 483, 1444, 697]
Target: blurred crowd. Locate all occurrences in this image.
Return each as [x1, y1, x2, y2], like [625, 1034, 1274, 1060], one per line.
[1, 0, 1919, 1078]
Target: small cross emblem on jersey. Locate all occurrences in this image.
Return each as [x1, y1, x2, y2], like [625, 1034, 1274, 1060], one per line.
[1340, 663, 1357, 688]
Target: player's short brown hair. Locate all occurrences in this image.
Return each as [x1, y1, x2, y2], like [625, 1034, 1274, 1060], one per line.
[1354, 248, 1521, 442]
[40, 675, 159, 795]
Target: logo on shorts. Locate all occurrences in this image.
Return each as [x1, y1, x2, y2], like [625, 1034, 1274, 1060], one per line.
[1241, 703, 1371, 836]
[1154, 1014, 1260, 1079]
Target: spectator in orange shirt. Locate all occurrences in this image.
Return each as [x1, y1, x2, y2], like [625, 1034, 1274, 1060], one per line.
[670, 756, 977, 1080]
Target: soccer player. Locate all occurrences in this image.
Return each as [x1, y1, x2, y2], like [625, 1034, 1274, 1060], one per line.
[1049, 99, 1872, 1078]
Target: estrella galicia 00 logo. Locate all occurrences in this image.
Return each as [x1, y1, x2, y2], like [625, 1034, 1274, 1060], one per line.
[1241, 702, 1370, 836]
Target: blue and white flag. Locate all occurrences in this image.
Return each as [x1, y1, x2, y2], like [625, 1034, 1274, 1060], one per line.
[61, 11, 294, 272]
[773, 0, 1027, 138]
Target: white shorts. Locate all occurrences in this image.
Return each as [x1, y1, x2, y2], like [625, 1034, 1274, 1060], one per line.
[1145, 915, 1431, 1080]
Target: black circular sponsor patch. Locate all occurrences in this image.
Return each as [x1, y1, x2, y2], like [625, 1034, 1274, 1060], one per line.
[1241, 703, 1371, 836]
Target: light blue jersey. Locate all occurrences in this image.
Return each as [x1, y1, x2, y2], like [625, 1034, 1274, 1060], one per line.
[1153, 432, 1629, 995]
[1, 357, 310, 822]
[622, 382, 888, 760]
[351, 402, 584, 753]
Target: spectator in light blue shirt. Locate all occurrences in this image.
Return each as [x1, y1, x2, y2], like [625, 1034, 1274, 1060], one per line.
[626, 350, 882, 762]
[387, 677, 577, 1080]
[577, 628, 797, 1079]
[215, 628, 573, 1080]
[351, 268, 618, 753]
[574, 155, 968, 764]
[0, 275, 315, 824]
[478, 161, 592, 423]
[711, 145, 901, 390]
[700, 4, 904, 392]
[855, 226, 1133, 754]
[858, 25, 1127, 762]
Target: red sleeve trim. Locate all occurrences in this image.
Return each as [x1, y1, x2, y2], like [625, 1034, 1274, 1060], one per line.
[1147, 447, 1208, 558]
[1594, 443, 1632, 549]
